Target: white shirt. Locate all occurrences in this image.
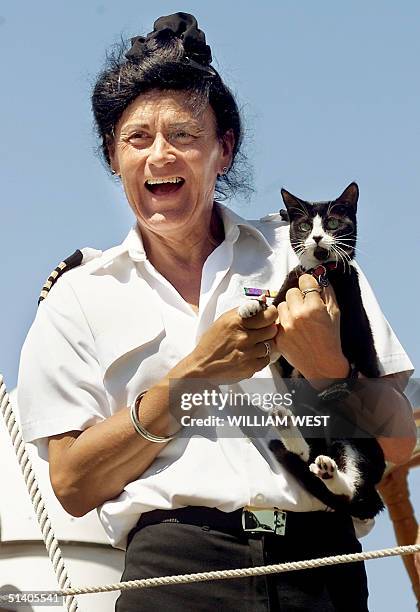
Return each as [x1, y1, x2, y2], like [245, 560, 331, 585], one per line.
[17, 205, 414, 549]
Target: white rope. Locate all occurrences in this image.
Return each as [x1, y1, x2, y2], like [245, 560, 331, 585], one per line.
[0, 374, 79, 612]
[0, 543, 416, 600]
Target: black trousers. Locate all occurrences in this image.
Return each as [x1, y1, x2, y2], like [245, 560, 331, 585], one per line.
[115, 509, 369, 612]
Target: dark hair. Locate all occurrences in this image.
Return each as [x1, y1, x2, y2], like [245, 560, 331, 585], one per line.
[92, 26, 250, 199]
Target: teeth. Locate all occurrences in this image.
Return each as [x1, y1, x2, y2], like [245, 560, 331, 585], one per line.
[146, 177, 183, 185]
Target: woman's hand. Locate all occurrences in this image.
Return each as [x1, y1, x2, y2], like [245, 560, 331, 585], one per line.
[184, 305, 278, 382]
[274, 274, 349, 384]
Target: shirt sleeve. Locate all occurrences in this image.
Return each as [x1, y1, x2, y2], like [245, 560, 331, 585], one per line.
[17, 276, 110, 460]
[353, 262, 414, 376]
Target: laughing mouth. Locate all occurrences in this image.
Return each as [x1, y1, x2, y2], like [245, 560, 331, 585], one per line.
[145, 177, 185, 195]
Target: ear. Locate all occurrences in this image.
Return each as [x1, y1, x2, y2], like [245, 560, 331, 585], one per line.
[106, 133, 120, 175]
[337, 182, 359, 211]
[280, 188, 308, 219]
[220, 129, 235, 171]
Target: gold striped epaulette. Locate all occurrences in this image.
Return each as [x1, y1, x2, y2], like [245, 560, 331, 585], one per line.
[38, 250, 84, 305]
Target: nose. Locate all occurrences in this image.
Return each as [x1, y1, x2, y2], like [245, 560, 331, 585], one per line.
[147, 133, 176, 167]
[313, 235, 323, 244]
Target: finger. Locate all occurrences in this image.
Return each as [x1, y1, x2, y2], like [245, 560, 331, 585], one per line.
[254, 355, 271, 371]
[322, 283, 339, 311]
[276, 301, 291, 330]
[273, 306, 287, 354]
[241, 304, 278, 329]
[298, 274, 325, 304]
[254, 340, 274, 359]
[285, 287, 304, 313]
[246, 343, 272, 366]
[250, 324, 278, 344]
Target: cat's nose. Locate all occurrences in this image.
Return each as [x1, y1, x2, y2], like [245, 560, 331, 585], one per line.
[313, 235, 323, 244]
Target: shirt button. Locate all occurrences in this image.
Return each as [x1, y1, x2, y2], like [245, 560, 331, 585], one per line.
[255, 493, 265, 504]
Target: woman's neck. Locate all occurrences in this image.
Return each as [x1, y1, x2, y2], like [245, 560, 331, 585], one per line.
[141, 206, 223, 268]
[139, 205, 225, 307]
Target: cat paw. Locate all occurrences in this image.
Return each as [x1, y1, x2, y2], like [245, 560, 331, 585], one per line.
[285, 438, 310, 462]
[272, 406, 293, 424]
[269, 436, 310, 463]
[309, 455, 337, 480]
[273, 408, 311, 462]
[238, 299, 265, 319]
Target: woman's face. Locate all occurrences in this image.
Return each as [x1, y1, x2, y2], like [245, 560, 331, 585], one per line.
[109, 90, 234, 236]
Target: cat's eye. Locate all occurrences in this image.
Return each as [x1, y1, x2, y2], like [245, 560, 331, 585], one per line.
[326, 218, 340, 230]
[298, 222, 311, 232]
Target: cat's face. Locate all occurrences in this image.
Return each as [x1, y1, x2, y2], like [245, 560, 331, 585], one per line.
[281, 182, 358, 271]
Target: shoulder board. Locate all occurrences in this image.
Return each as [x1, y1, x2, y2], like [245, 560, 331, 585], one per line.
[38, 248, 102, 305]
[259, 210, 289, 223]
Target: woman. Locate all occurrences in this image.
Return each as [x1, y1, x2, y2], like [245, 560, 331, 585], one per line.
[17, 12, 416, 612]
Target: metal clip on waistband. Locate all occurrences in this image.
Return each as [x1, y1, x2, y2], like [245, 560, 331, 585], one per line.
[242, 507, 287, 535]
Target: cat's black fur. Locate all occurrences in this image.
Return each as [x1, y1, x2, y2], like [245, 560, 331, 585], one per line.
[269, 182, 385, 519]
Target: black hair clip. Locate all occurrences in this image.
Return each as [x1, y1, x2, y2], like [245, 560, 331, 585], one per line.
[125, 36, 146, 62]
[125, 12, 216, 77]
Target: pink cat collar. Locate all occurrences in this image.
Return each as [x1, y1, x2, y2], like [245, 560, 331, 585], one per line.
[306, 261, 338, 287]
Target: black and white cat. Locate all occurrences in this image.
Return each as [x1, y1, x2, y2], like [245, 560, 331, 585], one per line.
[238, 182, 385, 519]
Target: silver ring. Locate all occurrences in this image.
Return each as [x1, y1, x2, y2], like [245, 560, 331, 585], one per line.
[263, 341, 271, 357]
[302, 287, 322, 297]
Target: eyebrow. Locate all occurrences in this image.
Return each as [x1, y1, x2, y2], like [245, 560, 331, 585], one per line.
[121, 120, 204, 132]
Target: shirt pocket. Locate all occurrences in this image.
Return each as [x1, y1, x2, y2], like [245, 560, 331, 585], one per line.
[94, 296, 164, 378]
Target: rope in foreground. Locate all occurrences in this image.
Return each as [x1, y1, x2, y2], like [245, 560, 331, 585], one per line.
[0, 375, 79, 612]
[43, 544, 420, 598]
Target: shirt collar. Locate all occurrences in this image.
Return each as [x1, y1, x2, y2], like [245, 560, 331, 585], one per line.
[217, 204, 274, 254]
[121, 203, 274, 263]
[122, 225, 147, 262]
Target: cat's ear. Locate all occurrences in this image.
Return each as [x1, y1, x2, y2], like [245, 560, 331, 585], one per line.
[337, 182, 359, 211]
[280, 189, 308, 219]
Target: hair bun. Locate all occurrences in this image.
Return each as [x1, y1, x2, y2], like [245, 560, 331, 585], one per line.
[125, 12, 215, 75]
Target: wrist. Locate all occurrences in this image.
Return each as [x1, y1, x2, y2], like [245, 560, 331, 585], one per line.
[130, 391, 176, 443]
[305, 355, 351, 391]
[316, 363, 359, 403]
[169, 351, 206, 380]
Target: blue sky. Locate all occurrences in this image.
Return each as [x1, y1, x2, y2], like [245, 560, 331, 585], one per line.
[0, 2, 419, 610]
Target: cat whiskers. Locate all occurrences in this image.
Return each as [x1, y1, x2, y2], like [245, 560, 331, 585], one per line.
[338, 249, 352, 273]
[331, 244, 351, 274]
[291, 240, 306, 258]
[326, 200, 334, 218]
[334, 238, 356, 249]
[333, 243, 352, 260]
[334, 238, 365, 257]
[329, 245, 346, 271]
[335, 230, 355, 240]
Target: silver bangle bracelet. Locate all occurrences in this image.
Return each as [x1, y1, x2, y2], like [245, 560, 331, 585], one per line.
[130, 391, 176, 443]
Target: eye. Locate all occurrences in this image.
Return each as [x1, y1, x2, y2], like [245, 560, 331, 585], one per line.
[128, 132, 151, 145]
[169, 131, 195, 143]
[298, 221, 312, 232]
[326, 218, 340, 230]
